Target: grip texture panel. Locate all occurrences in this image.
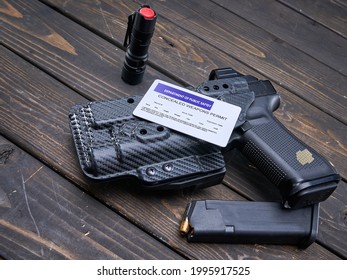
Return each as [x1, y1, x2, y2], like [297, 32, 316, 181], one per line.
[243, 140, 286, 186]
[252, 119, 324, 171]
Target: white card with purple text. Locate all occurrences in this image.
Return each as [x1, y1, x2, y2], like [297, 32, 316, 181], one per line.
[133, 80, 241, 147]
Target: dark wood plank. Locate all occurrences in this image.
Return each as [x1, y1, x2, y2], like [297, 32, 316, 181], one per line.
[41, 0, 347, 124]
[0, 46, 338, 260]
[1, 0, 346, 257]
[38, 0, 347, 182]
[0, 0, 170, 101]
[212, 0, 347, 76]
[0, 137, 182, 260]
[1, 0, 346, 258]
[152, 0, 347, 123]
[318, 179, 347, 257]
[280, 0, 347, 38]
[39, 1, 347, 259]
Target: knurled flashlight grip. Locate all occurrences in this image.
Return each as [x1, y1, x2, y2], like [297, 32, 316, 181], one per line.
[122, 6, 157, 85]
[239, 115, 340, 208]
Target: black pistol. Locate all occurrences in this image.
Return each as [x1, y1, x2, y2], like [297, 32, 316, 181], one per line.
[196, 68, 340, 208]
[69, 68, 340, 208]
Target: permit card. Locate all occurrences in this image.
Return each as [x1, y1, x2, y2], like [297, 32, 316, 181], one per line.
[133, 80, 241, 147]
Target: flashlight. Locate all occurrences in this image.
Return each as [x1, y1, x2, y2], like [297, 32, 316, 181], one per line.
[121, 6, 157, 85]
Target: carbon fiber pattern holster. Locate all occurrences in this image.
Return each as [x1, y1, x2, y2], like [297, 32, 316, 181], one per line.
[69, 96, 226, 189]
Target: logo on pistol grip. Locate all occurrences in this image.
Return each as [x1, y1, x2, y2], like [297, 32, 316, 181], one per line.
[296, 149, 314, 165]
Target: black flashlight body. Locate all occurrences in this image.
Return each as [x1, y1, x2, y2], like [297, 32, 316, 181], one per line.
[121, 6, 157, 85]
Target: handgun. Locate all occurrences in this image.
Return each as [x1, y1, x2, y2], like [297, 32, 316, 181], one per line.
[69, 68, 340, 207]
[196, 68, 340, 208]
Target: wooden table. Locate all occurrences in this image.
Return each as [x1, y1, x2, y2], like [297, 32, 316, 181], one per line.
[0, 0, 346, 260]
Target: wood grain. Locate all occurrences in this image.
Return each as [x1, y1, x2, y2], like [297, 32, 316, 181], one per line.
[0, 46, 339, 260]
[1, 0, 346, 258]
[0, 137, 182, 260]
[280, 0, 347, 38]
[37, 0, 347, 181]
[152, 0, 347, 123]
[0, 0, 345, 259]
[42, 0, 347, 123]
[212, 0, 347, 76]
[0, 1, 347, 182]
[0, 0, 170, 101]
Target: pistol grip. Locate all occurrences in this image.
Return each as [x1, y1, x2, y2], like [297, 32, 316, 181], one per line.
[239, 117, 340, 208]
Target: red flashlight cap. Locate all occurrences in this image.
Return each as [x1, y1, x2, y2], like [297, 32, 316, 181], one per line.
[139, 7, 155, 19]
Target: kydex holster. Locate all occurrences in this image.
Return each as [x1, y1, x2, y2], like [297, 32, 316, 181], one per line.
[69, 68, 340, 208]
[69, 95, 225, 190]
[69, 68, 340, 247]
